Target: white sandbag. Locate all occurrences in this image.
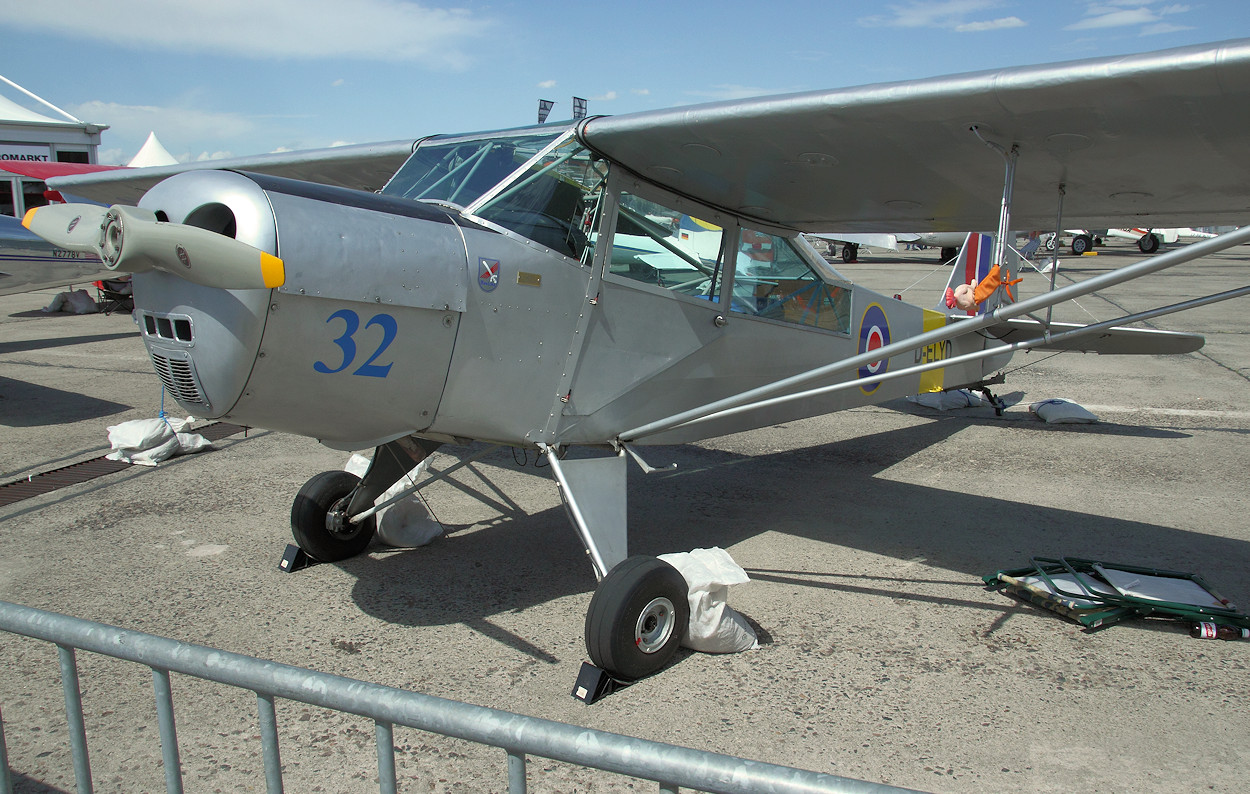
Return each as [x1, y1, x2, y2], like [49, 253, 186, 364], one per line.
[906, 389, 985, 411]
[66, 289, 100, 314]
[42, 289, 99, 314]
[1029, 398, 1099, 424]
[658, 547, 758, 654]
[344, 454, 443, 548]
[105, 416, 212, 466]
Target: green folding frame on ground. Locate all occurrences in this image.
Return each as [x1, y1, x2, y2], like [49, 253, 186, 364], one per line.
[983, 557, 1250, 631]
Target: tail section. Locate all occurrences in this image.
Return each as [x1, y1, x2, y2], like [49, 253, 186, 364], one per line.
[937, 232, 1018, 316]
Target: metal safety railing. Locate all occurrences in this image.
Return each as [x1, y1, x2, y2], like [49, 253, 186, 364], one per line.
[0, 601, 920, 794]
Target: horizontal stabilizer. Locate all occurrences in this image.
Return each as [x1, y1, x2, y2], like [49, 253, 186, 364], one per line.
[986, 318, 1203, 355]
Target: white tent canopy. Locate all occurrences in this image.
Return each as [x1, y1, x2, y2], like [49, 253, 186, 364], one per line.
[128, 132, 179, 167]
[0, 93, 66, 125]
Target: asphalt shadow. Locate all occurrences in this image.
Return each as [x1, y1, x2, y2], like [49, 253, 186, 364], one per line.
[339, 423, 1245, 635]
[0, 331, 138, 355]
[0, 376, 132, 427]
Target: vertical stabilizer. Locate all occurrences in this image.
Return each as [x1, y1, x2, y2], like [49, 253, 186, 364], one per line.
[938, 232, 1018, 316]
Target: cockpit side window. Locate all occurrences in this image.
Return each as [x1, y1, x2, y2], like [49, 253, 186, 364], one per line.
[606, 192, 726, 299]
[730, 226, 850, 333]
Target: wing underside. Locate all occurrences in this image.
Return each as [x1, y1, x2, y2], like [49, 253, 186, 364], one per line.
[579, 39, 1250, 233]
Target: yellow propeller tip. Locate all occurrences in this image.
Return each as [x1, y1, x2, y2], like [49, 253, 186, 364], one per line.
[21, 207, 37, 230]
[261, 252, 285, 288]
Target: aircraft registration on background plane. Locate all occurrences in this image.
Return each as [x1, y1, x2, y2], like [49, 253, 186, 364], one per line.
[0, 161, 121, 295]
[24, 38, 1250, 683]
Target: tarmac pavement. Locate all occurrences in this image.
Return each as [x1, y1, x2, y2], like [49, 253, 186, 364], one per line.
[1, 237, 1248, 792]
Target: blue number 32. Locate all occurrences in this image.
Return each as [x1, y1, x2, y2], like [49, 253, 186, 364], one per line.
[314, 309, 397, 378]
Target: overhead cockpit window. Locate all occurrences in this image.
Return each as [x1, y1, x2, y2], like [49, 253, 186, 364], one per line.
[471, 136, 608, 262]
[731, 227, 850, 333]
[382, 130, 562, 208]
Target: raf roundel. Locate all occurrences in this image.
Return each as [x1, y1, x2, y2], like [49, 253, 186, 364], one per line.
[857, 303, 891, 394]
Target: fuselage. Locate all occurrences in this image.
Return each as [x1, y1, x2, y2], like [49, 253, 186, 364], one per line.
[127, 124, 1006, 451]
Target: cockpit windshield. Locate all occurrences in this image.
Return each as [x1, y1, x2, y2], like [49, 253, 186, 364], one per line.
[381, 127, 566, 208]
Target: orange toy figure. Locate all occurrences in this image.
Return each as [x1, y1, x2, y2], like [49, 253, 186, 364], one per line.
[973, 264, 1023, 304]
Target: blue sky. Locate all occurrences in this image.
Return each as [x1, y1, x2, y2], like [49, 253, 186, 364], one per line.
[3, 0, 1248, 165]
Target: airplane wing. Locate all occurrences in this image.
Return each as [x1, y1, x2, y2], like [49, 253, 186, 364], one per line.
[579, 39, 1250, 233]
[46, 139, 418, 205]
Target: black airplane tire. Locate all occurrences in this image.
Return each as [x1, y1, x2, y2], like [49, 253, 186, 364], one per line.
[841, 243, 858, 263]
[291, 470, 376, 562]
[1138, 233, 1160, 253]
[585, 556, 690, 681]
[1071, 234, 1093, 255]
[940, 246, 958, 262]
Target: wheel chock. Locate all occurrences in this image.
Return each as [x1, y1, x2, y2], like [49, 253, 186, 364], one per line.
[571, 661, 630, 704]
[278, 543, 321, 573]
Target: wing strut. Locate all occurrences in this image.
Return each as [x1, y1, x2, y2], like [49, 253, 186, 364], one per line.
[1046, 184, 1066, 325]
[971, 125, 1019, 294]
[619, 224, 1250, 443]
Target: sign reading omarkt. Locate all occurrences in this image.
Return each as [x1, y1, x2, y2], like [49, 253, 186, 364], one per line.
[0, 144, 51, 162]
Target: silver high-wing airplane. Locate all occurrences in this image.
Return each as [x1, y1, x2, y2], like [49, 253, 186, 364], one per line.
[25, 39, 1250, 682]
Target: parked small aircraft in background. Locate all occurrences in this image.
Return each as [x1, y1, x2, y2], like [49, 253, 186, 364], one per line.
[1106, 226, 1219, 253]
[810, 231, 972, 263]
[26, 39, 1250, 682]
[0, 161, 121, 295]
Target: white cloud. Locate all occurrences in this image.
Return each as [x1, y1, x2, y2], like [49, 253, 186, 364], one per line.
[11, 0, 492, 69]
[69, 100, 258, 162]
[538, 80, 557, 89]
[684, 85, 785, 101]
[1065, 2, 1193, 32]
[859, 0, 1015, 29]
[1067, 8, 1159, 29]
[1141, 22, 1194, 35]
[956, 16, 1026, 32]
[591, 91, 618, 101]
[331, 79, 346, 87]
[630, 88, 650, 96]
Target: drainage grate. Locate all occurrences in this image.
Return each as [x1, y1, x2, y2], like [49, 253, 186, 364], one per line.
[0, 423, 247, 507]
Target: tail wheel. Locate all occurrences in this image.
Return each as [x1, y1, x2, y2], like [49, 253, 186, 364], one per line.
[585, 556, 690, 681]
[291, 470, 376, 562]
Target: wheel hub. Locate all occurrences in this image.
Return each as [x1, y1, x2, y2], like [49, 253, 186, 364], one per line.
[324, 495, 362, 540]
[634, 596, 676, 654]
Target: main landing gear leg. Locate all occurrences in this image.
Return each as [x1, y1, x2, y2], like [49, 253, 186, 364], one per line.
[289, 436, 442, 562]
[542, 446, 689, 685]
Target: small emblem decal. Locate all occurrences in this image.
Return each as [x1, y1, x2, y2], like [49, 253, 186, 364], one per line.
[176, 245, 192, 269]
[67, 216, 81, 234]
[478, 258, 500, 292]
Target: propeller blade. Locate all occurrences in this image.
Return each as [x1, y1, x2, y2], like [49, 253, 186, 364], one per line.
[99, 206, 285, 290]
[22, 203, 109, 254]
